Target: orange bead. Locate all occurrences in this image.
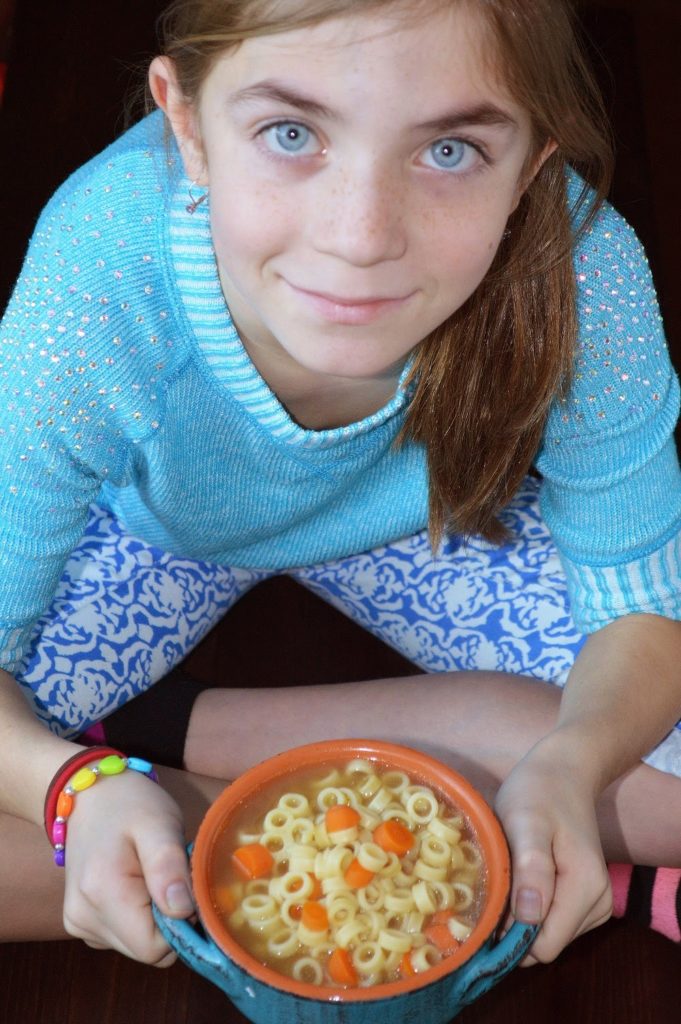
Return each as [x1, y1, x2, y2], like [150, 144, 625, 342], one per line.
[56, 791, 74, 819]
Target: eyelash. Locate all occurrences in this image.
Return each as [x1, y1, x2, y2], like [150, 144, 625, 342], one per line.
[255, 119, 493, 176]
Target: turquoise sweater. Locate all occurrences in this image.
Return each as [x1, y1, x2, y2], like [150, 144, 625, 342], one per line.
[1, 112, 680, 672]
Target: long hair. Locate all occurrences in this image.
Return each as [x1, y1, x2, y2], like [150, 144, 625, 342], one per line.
[156, 0, 614, 546]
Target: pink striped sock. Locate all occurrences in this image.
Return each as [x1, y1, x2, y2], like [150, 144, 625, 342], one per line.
[608, 864, 681, 942]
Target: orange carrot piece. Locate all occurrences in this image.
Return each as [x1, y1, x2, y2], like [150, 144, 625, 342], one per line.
[213, 884, 237, 916]
[289, 904, 303, 920]
[301, 901, 329, 932]
[308, 873, 323, 900]
[325, 805, 361, 833]
[400, 951, 416, 977]
[343, 857, 375, 888]
[232, 843, 274, 880]
[424, 922, 460, 956]
[372, 820, 415, 857]
[429, 909, 454, 925]
[328, 947, 358, 986]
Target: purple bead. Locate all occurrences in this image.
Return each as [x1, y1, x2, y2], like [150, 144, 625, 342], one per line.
[54, 849, 65, 867]
[52, 820, 66, 845]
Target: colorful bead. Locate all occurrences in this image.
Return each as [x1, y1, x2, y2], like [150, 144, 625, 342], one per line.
[50, 753, 158, 867]
[98, 754, 126, 775]
[56, 791, 74, 819]
[70, 766, 98, 792]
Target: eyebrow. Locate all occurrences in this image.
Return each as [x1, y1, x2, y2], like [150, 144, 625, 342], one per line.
[228, 79, 519, 134]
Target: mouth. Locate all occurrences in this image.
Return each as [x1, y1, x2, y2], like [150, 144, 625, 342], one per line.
[286, 282, 415, 326]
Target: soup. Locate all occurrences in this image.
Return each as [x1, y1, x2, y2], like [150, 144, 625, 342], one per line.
[209, 758, 486, 989]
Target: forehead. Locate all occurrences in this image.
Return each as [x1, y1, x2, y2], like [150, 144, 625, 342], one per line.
[202, 3, 520, 119]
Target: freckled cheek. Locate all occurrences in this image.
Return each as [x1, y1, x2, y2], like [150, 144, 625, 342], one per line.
[209, 192, 295, 272]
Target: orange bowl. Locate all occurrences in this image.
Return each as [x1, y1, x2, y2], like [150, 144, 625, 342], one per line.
[190, 739, 512, 1002]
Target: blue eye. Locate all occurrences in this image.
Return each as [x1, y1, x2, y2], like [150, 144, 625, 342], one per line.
[264, 122, 316, 155]
[423, 138, 483, 174]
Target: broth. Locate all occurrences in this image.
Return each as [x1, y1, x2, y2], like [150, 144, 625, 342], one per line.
[209, 758, 486, 989]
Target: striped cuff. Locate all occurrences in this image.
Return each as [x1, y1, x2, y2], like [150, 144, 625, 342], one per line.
[560, 531, 681, 633]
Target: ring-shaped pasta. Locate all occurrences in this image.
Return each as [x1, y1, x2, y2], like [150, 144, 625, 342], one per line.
[244, 879, 270, 897]
[380, 771, 410, 795]
[412, 879, 437, 915]
[404, 910, 426, 934]
[327, 824, 359, 846]
[413, 859, 448, 882]
[316, 787, 349, 811]
[380, 805, 412, 827]
[452, 881, 475, 910]
[326, 891, 358, 927]
[263, 808, 294, 833]
[236, 828, 262, 845]
[315, 846, 353, 879]
[279, 898, 304, 928]
[357, 842, 388, 873]
[419, 834, 451, 868]
[267, 926, 300, 958]
[429, 880, 455, 910]
[277, 792, 311, 818]
[321, 875, 352, 897]
[358, 807, 382, 831]
[274, 871, 314, 901]
[289, 818, 316, 845]
[345, 758, 373, 778]
[334, 916, 366, 949]
[353, 941, 386, 975]
[292, 957, 324, 985]
[447, 916, 473, 942]
[297, 921, 329, 947]
[259, 832, 287, 859]
[355, 909, 382, 941]
[367, 786, 393, 813]
[378, 928, 412, 953]
[242, 893, 279, 922]
[378, 852, 402, 878]
[357, 881, 385, 911]
[410, 943, 442, 973]
[460, 840, 484, 869]
[428, 816, 462, 845]
[384, 888, 415, 914]
[288, 844, 317, 873]
[405, 790, 439, 825]
[355, 772, 382, 799]
[339, 787, 361, 809]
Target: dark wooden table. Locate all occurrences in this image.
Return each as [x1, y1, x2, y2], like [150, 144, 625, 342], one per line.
[1, 919, 679, 1024]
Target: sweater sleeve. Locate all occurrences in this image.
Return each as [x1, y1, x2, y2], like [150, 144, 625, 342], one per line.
[536, 191, 681, 632]
[0, 122, 169, 672]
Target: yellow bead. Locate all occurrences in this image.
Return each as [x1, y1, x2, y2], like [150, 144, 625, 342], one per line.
[70, 766, 98, 792]
[98, 755, 126, 776]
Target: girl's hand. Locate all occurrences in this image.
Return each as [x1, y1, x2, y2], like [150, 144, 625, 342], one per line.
[61, 769, 194, 965]
[494, 743, 613, 965]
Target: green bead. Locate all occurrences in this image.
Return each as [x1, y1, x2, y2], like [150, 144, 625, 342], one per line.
[98, 755, 127, 776]
[70, 766, 97, 791]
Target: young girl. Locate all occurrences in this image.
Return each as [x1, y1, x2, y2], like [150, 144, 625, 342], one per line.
[1, 0, 680, 974]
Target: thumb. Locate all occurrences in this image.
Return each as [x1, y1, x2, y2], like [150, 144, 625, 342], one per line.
[136, 819, 195, 919]
[506, 814, 556, 927]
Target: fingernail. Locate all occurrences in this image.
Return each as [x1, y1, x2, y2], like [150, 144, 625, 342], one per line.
[166, 881, 194, 915]
[515, 887, 542, 923]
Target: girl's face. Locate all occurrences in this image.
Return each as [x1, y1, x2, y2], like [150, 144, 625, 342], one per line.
[155, 4, 551, 399]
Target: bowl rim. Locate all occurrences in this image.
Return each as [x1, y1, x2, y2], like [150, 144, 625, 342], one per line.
[191, 739, 511, 1003]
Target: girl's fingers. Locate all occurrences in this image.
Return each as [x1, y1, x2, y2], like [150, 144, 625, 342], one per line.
[133, 818, 194, 920]
[505, 811, 556, 930]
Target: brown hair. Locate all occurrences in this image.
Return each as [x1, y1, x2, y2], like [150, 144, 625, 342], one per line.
[156, 0, 614, 546]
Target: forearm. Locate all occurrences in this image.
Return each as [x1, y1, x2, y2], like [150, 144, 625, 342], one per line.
[536, 614, 681, 793]
[0, 667, 83, 825]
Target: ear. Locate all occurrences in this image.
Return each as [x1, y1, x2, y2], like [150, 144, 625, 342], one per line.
[510, 138, 559, 212]
[148, 56, 208, 185]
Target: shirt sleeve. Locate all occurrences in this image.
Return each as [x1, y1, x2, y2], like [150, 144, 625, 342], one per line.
[536, 184, 681, 633]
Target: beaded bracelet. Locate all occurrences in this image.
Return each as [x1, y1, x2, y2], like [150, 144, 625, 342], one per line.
[48, 753, 159, 867]
[44, 746, 125, 842]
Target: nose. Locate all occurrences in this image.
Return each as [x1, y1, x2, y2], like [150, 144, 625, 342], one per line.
[312, 161, 408, 267]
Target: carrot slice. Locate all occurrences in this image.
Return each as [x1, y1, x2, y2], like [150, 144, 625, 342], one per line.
[429, 909, 453, 925]
[424, 922, 460, 956]
[213, 884, 237, 916]
[308, 873, 323, 900]
[325, 804, 361, 833]
[328, 947, 358, 986]
[300, 901, 329, 932]
[232, 843, 274, 880]
[343, 857, 375, 888]
[373, 819, 415, 856]
[400, 951, 416, 977]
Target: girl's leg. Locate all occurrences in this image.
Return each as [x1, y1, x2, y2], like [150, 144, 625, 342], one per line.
[13, 504, 269, 740]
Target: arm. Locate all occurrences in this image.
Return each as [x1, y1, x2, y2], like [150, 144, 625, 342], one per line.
[495, 612, 681, 963]
[0, 668, 222, 963]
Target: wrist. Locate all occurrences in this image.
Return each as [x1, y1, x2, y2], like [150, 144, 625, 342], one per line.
[523, 726, 612, 797]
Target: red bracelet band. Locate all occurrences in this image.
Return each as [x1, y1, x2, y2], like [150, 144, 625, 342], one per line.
[43, 746, 124, 842]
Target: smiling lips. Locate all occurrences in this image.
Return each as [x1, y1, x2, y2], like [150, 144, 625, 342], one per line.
[287, 282, 414, 325]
